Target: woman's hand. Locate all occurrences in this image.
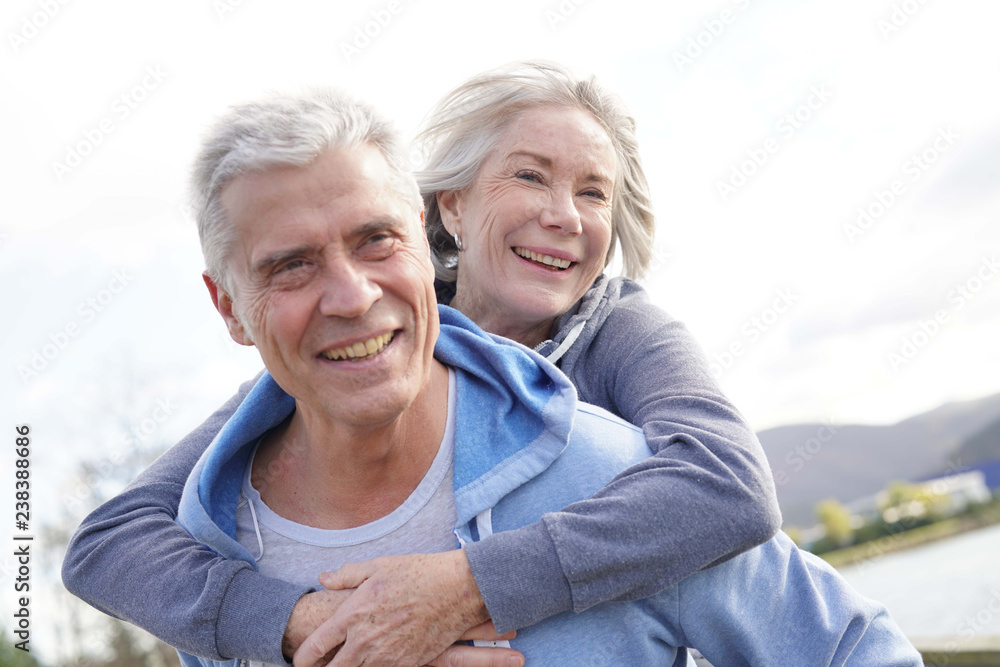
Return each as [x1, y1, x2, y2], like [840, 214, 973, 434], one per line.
[291, 550, 523, 667]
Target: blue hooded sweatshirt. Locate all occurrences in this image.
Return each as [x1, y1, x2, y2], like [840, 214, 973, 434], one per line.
[175, 306, 921, 667]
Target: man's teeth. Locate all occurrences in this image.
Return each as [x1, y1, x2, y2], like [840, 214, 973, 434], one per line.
[321, 332, 394, 361]
[514, 247, 571, 270]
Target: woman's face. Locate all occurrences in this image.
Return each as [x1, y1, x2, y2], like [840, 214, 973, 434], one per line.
[440, 106, 617, 343]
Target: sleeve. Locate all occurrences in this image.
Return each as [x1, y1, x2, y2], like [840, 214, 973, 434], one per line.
[61, 373, 312, 664]
[464, 287, 782, 633]
[675, 533, 922, 666]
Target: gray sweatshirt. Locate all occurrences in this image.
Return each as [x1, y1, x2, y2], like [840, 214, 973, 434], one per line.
[62, 275, 781, 664]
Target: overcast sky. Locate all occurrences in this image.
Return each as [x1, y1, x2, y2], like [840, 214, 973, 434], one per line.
[4, 0, 999, 447]
[3, 0, 1000, 658]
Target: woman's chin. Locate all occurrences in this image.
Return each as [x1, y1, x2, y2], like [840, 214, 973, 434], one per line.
[499, 293, 571, 326]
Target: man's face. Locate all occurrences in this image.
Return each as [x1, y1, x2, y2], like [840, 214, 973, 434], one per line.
[212, 144, 439, 430]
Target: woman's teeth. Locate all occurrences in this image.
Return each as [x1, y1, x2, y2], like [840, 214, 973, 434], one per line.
[321, 332, 394, 361]
[514, 247, 571, 270]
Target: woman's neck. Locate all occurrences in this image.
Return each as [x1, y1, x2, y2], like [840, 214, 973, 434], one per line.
[449, 291, 554, 348]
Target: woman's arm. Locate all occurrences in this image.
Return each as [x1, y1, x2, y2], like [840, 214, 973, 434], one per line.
[464, 280, 781, 631]
[300, 286, 781, 661]
[65, 279, 781, 659]
[61, 374, 314, 663]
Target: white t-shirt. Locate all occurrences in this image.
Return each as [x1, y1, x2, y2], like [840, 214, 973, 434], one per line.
[236, 369, 458, 667]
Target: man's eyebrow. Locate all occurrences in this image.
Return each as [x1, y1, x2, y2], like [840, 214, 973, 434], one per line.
[251, 217, 407, 274]
[353, 216, 406, 237]
[252, 246, 314, 275]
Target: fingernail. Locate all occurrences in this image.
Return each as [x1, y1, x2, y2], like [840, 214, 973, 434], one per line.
[507, 657, 523, 667]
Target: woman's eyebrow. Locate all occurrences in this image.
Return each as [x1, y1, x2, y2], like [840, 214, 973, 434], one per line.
[504, 150, 613, 185]
[505, 150, 553, 168]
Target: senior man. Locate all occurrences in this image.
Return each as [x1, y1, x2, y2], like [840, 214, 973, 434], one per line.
[110, 89, 917, 667]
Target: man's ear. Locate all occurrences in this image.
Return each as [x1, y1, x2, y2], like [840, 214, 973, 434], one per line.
[202, 272, 254, 346]
[436, 190, 462, 238]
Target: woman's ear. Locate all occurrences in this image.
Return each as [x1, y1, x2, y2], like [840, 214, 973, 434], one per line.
[436, 190, 462, 238]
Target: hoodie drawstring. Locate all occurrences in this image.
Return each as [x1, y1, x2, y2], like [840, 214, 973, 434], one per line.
[544, 320, 586, 364]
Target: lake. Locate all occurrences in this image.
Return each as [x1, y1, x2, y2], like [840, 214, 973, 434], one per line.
[837, 522, 1000, 639]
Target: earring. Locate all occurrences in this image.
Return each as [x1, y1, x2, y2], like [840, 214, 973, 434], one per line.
[453, 233, 464, 252]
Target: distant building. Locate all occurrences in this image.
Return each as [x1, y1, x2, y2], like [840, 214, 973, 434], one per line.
[794, 459, 999, 545]
[916, 470, 992, 516]
[918, 457, 1000, 492]
[846, 470, 992, 527]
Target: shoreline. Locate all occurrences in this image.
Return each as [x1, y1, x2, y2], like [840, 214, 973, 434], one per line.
[818, 510, 1000, 569]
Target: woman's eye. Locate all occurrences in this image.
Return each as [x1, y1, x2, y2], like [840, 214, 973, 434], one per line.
[516, 170, 542, 183]
[582, 189, 608, 201]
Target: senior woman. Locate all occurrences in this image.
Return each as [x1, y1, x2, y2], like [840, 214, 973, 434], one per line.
[63, 62, 781, 667]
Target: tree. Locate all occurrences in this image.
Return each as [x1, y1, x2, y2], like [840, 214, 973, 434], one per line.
[878, 480, 949, 523]
[0, 633, 43, 667]
[816, 499, 854, 547]
[35, 361, 184, 667]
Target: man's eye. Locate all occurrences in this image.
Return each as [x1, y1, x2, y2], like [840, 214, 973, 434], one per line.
[278, 259, 306, 273]
[359, 232, 398, 259]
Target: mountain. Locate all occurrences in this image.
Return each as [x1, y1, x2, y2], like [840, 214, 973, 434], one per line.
[757, 392, 1000, 526]
[946, 413, 1000, 470]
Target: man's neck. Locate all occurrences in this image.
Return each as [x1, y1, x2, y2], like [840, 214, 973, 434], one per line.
[251, 361, 450, 529]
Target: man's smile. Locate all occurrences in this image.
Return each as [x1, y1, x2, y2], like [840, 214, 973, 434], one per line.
[320, 331, 396, 362]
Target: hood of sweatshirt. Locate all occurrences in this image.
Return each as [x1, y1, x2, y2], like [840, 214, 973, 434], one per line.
[177, 305, 579, 557]
[436, 274, 626, 369]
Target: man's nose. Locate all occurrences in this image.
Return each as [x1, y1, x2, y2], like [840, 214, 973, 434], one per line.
[318, 260, 382, 318]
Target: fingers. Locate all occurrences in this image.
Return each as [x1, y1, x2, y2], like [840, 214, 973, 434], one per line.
[458, 621, 517, 642]
[426, 645, 525, 667]
[292, 612, 349, 667]
[319, 560, 374, 591]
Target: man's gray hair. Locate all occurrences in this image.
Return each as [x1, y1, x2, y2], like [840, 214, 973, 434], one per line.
[416, 61, 656, 283]
[190, 87, 422, 295]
